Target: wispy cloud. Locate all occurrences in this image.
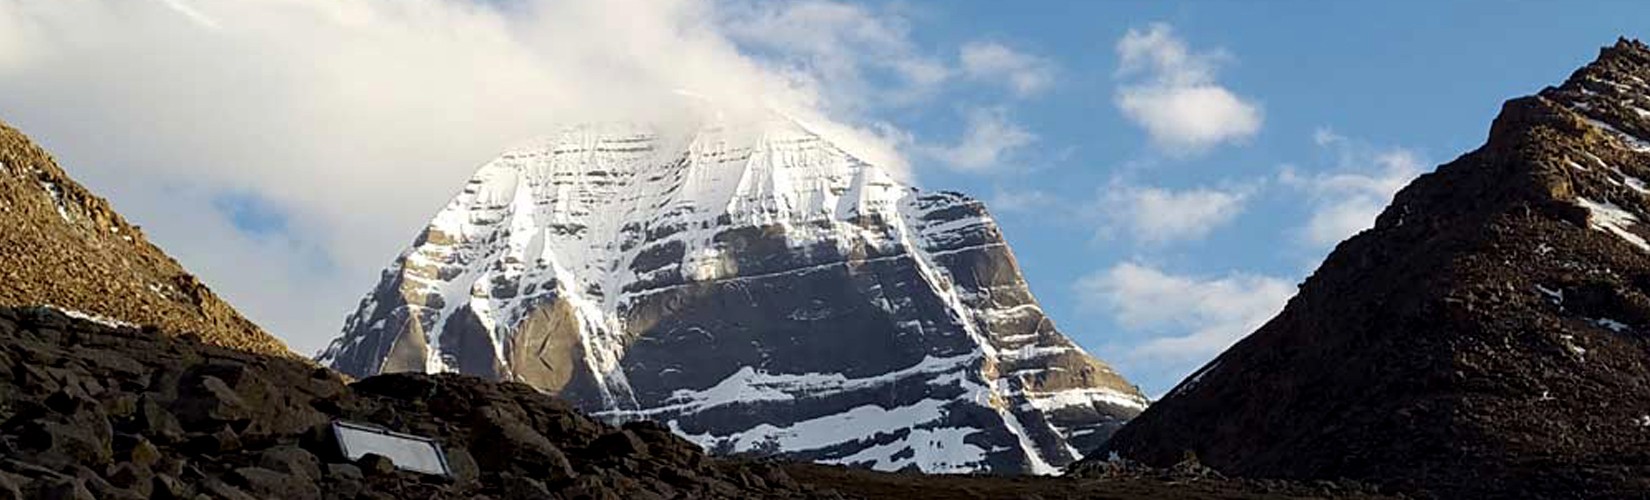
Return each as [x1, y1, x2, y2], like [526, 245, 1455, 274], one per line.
[920, 106, 1036, 172]
[959, 41, 1055, 97]
[1114, 23, 1261, 155]
[1282, 128, 1426, 248]
[1100, 182, 1255, 244]
[1077, 262, 1294, 381]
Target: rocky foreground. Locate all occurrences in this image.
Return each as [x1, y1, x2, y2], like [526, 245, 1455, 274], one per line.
[0, 305, 1395, 499]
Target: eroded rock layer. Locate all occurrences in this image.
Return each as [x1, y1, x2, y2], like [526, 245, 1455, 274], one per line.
[320, 114, 1145, 473]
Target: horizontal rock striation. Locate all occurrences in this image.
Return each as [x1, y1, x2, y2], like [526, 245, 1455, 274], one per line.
[320, 114, 1145, 473]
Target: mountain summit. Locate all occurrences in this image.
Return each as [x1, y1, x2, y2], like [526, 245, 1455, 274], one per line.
[318, 111, 1145, 473]
[1080, 39, 1650, 497]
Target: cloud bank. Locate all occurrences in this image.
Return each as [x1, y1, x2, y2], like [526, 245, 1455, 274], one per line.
[0, 0, 955, 353]
[1077, 261, 1294, 390]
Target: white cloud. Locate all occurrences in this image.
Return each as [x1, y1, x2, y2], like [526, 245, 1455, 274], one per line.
[0, 0, 938, 354]
[1077, 262, 1293, 365]
[719, 0, 950, 110]
[1113, 23, 1261, 154]
[1282, 129, 1425, 247]
[959, 41, 1055, 97]
[921, 106, 1036, 172]
[989, 188, 1057, 214]
[1101, 182, 1252, 244]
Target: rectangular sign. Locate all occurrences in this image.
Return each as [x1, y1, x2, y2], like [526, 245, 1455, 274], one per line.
[332, 421, 452, 476]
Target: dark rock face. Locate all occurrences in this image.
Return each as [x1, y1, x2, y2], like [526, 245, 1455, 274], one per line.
[1079, 39, 1650, 498]
[0, 120, 290, 358]
[319, 118, 1145, 473]
[0, 306, 853, 499]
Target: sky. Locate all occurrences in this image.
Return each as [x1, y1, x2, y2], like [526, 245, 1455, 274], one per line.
[1, 0, 1647, 397]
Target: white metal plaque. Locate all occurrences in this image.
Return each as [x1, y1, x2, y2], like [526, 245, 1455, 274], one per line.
[332, 421, 452, 476]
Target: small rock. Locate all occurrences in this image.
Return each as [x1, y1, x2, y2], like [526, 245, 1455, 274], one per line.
[134, 396, 184, 444]
[445, 447, 481, 485]
[499, 473, 552, 500]
[97, 392, 139, 420]
[149, 474, 188, 500]
[325, 463, 363, 482]
[0, 472, 19, 500]
[356, 453, 396, 476]
[122, 436, 161, 468]
[171, 375, 249, 430]
[104, 462, 152, 497]
[470, 406, 576, 480]
[35, 477, 94, 500]
[231, 467, 320, 500]
[591, 429, 648, 458]
[200, 477, 258, 500]
[184, 426, 241, 454]
[257, 445, 321, 481]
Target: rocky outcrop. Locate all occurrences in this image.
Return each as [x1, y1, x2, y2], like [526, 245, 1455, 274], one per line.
[319, 115, 1146, 473]
[0, 306, 850, 499]
[0, 120, 290, 357]
[1078, 39, 1650, 498]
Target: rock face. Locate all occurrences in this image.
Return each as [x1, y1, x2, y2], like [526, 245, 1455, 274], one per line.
[318, 112, 1146, 473]
[0, 120, 290, 358]
[0, 306, 846, 499]
[1079, 39, 1650, 498]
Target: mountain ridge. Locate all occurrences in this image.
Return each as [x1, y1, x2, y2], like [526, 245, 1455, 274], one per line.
[1079, 38, 1650, 498]
[0, 119, 291, 358]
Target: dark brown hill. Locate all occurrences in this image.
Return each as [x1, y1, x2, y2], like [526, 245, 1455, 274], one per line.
[1079, 39, 1650, 499]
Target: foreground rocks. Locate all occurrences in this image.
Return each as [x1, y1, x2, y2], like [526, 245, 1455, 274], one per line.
[0, 306, 844, 499]
[0, 306, 1399, 499]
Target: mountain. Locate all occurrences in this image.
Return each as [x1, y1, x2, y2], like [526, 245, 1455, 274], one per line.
[317, 110, 1146, 474]
[0, 119, 290, 357]
[1077, 39, 1650, 497]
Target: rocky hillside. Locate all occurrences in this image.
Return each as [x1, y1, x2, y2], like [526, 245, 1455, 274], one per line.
[0, 305, 1396, 499]
[0, 305, 854, 499]
[1078, 39, 1650, 498]
[318, 113, 1145, 473]
[0, 121, 290, 357]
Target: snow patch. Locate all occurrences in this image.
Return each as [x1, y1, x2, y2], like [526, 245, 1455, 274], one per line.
[1574, 197, 1650, 252]
[44, 305, 137, 329]
[1593, 317, 1630, 333]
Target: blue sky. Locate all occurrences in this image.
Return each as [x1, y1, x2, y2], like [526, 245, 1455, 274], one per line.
[810, 1, 1650, 394]
[2, 0, 1648, 397]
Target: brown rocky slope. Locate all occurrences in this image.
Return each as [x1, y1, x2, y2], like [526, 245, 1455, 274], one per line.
[1078, 39, 1650, 499]
[0, 121, 289, 357]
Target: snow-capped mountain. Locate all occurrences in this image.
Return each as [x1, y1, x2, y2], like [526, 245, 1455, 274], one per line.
[318, 109, 1145, 474]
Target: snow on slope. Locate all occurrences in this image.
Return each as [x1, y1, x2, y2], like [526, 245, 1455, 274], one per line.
[319, 109, 1146, 474]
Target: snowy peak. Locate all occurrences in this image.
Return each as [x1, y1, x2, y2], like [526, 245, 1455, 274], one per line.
[321, 110, 1145, 474]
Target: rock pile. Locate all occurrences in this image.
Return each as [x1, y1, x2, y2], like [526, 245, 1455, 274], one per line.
[0, 306, 845, 499]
